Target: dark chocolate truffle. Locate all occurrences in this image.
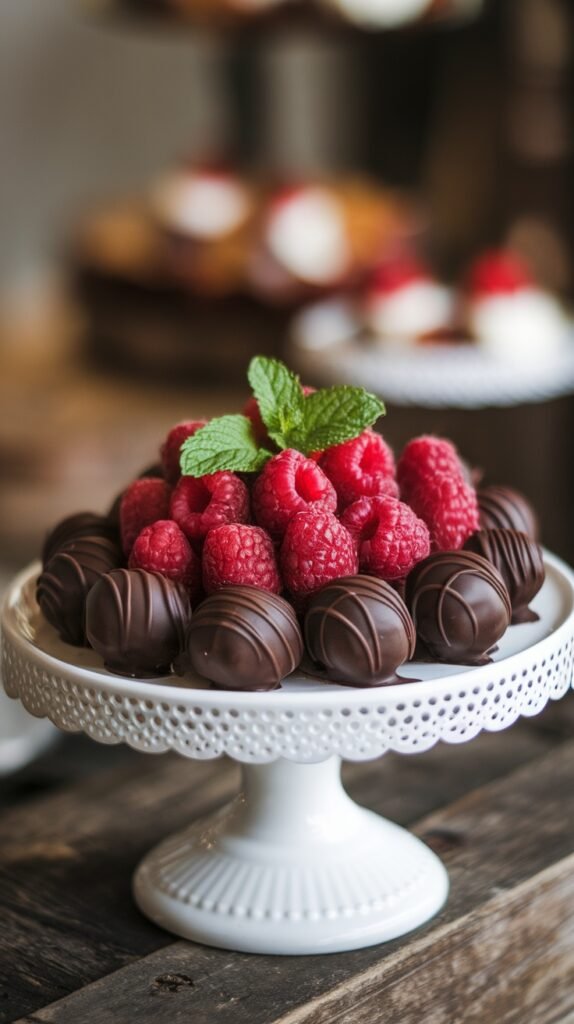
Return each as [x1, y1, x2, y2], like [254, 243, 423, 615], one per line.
[464, 528, 544, 624]
[86, 568, 191, 677]
[304, 575, 415, 687]
[37, 536, 122, 645]
[187, 586, 303, 691]
[478, 486, 538, 541]
[42, 512, 119, 566]
[406, 551, 511, 665]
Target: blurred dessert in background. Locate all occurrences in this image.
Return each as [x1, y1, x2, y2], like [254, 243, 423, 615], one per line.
[71, 160, 419, 382]
[292, 245, 570, 361]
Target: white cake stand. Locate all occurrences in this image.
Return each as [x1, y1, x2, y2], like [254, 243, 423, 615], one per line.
[2, 555, 574, 955]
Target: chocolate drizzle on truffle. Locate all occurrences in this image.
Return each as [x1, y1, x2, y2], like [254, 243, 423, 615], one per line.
[304, 575, 415, 687]
[86, 568, 191, 677]
[464, 528, 544, 624]
[42, 512, 119, 567]
[187, 586, 303, 691]
[37, 536, 122, 645]
[478, 486, 538, 541]
[406, 550, 512, 665]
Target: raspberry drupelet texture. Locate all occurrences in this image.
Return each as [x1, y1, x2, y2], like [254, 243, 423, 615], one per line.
[160, 420, 208, 485]
[280, 510, 358, 600]
[170, 471, 250, 549]
[319, 429, 397, 509]
[252, 449, 337, 540]
[405, 474, 479, 551]
[202, 524, 281, 594]
[397, 436, 464, 497]
[120, 477, 171, 557]
[341, 495, 430, 580]
[129, 519, 202, 602]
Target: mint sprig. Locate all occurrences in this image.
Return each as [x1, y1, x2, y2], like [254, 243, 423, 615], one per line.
[180, 356, 385, 477]
[247, 357, 304, 448]
[180, 415, 272, 476]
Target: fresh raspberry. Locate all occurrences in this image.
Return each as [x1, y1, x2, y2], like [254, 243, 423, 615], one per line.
[405, 474, 479, 552]
[129, 519, 202, 602]
[252, 449, 337, 540]
[280, 510, 358, 600]
[160, 420, 208, 484]
[170, 471, 249, 548]
[120, 478, 171, 557]
[466, 249, 533, 296]
[202, 524, 281, 595]
[397, 436, 464, 497]
[341, 496, 430, 580]
[366, 257, 432, 296]
[319, 430, 397, 509]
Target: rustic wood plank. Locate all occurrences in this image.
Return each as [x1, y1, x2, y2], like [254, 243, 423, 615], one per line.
[13, 738, 574, 1024]
[0, 718, 562, 1024]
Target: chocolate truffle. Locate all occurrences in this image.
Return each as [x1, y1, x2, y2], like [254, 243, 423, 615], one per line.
[37, 536, 122, 645]
[86, 568, 191, 677]
[187, 586, 303, 691]
[478, 485, 538, 541]
[406, 551, 511, 665]
[304, 575, 415, 687]
[464, 528, 544, 624]
[42, 512, 119, 566]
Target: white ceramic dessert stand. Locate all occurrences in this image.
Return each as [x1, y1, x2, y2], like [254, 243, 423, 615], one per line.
[290, 312, 574, 408]
[2, 555, 574, 955]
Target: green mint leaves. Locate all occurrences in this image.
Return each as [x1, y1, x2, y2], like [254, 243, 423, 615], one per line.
[180, 415, 272, 476]
[180, 357, 385, 477]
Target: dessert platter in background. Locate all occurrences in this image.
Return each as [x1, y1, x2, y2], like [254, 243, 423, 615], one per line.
[71, 164, 418, 382]
[82, 0, 483, 32]
[290, 249, 574, 409]
[2, 357, 574, 954]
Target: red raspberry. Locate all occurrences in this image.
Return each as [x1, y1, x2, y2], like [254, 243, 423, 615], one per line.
[341, 496, 430, 580]
[397, 436, 464, 497]
[467, 249, 533, 296]
[406, 474, 479, 552]
[170, 472, 249, 548]
[319, 429, 397, 508]
[120, 478, 171, 557]
[160, 420, 208, 485]
[129, 519, 202, 601]
[280, 510, 358, 600]
[202, 524, 281, 594]
[252, 449, 337, 540]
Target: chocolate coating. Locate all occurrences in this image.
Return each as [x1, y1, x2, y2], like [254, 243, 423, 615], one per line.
[187, 586, 303, 691]
[478, 486, 538, 541]
[86, 568, 191, 677]
[37, 536, 122, 645]
[304, 575, 416, 687]
[406, 551, 512, 665]
[42, 512, 119, 566]
[464, 528, 544, 624]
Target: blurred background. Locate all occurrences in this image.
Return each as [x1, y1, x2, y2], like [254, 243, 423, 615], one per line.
[0, 0, 573, 580]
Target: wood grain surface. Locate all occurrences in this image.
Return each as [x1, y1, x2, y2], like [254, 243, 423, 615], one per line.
[2, 696, 574, 1024]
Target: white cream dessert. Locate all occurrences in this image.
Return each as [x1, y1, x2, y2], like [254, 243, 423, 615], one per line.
[363, 259, 454, 344]
[324, 0, 431, 29]
[151, 166, 251, 240]
[263, 186, 351, 288]
[466, 250, 568, 363]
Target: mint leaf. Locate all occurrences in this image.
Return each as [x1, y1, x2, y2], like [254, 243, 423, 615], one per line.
[293, 386, 385, 454]
[180, 415, 272, 476]
[247, 356, 305, 448]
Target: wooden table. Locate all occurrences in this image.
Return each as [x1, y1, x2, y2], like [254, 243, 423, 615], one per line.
[2, 694, 574, 1024]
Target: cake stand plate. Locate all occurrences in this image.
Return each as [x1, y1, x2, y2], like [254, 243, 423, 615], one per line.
[2, 555, 574, 954]
[290, 311, 574, 408]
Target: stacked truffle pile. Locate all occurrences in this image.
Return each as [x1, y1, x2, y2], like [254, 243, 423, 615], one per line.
[37, 357, 545, 690]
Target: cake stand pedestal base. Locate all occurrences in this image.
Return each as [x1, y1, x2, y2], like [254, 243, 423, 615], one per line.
[133, 757, 448, 954]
